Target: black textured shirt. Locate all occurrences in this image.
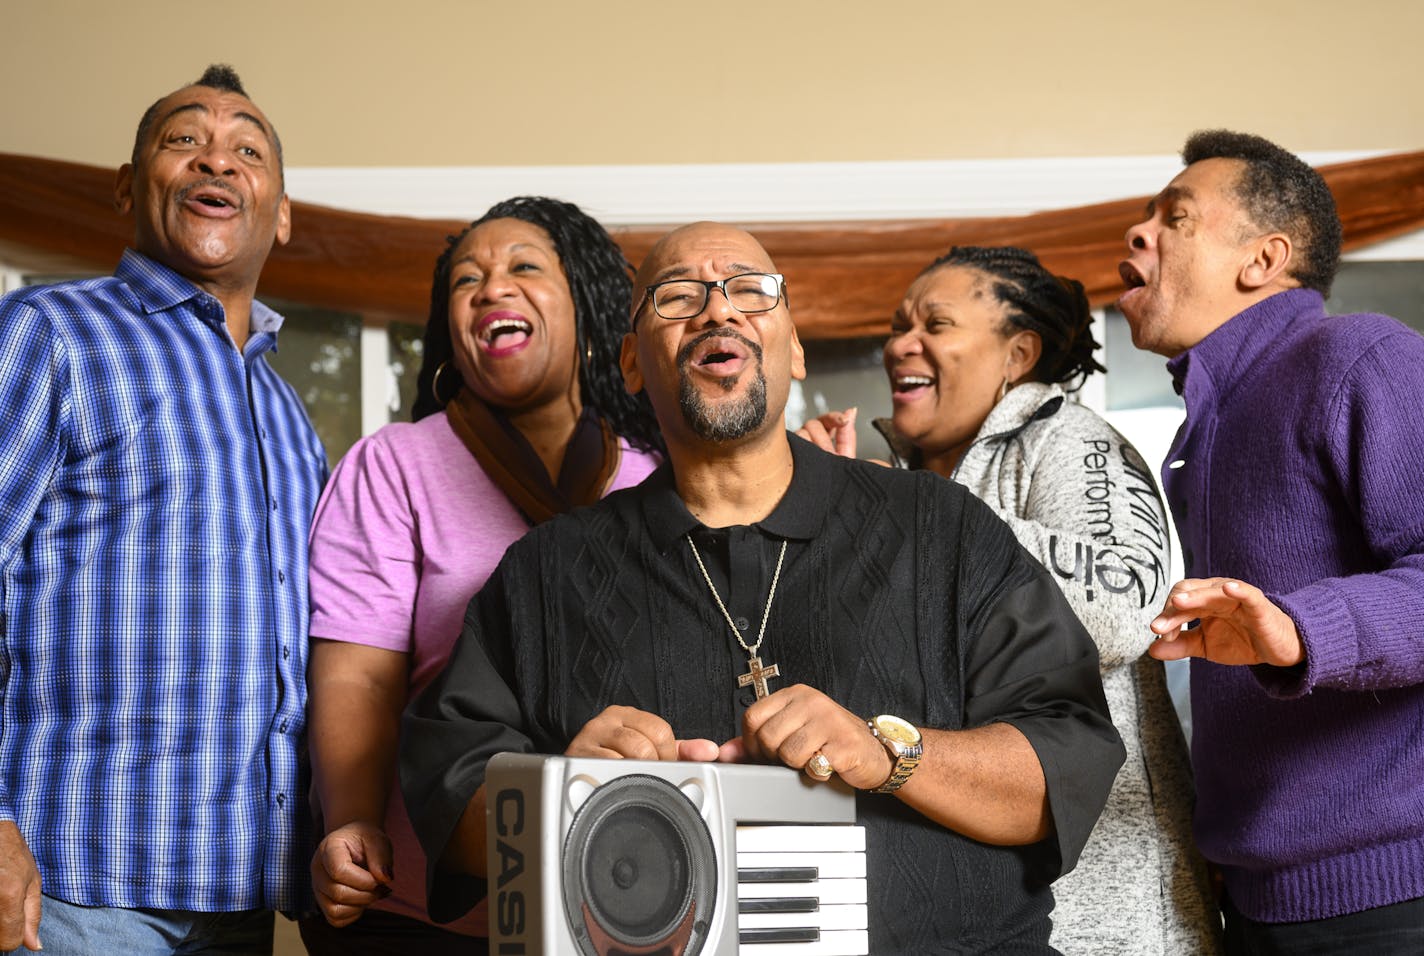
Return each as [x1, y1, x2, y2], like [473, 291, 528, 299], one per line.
[402, 435, 1124, 953]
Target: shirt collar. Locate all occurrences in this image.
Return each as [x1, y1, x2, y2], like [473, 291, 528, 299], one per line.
[641, 432, 832, 553]
[1168, 287, 1325, 398]
[115, 248, 285, 337]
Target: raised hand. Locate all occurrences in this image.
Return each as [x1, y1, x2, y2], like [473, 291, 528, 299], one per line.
[1149, 577, 1304, 667]
[795, 408, 858, 458]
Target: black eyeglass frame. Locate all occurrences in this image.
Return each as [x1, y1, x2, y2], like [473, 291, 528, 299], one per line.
[635, 272, 786, 322]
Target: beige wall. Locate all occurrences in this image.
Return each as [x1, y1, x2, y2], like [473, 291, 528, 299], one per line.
[2, 0, 1420, 170]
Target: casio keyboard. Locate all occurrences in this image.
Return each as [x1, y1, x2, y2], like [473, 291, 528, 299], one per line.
[485, 753, 870, 955]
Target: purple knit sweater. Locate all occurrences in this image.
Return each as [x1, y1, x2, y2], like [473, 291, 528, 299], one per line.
[1163, 287, 1424, 923]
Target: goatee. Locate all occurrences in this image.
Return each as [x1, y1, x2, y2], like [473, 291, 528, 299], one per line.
[676, 329, 768, 442]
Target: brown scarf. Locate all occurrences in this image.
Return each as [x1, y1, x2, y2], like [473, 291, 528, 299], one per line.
[445, 389, 621, 526]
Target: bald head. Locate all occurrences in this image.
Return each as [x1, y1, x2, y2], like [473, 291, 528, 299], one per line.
[632, 222, 779, 324]
[621, 220, 804, 451]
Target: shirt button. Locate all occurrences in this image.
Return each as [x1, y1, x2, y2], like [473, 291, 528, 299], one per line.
[270, 498, 278, 512]
[282, 645, 290, 660]
[734, 616, 750, 631]
[280, 720, 289, 733]
[276, 793, 286, 807]
[277, 570, 286, 584]
[261, 428, 269, 439]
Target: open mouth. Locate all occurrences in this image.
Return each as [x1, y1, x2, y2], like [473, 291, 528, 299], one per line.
[180, 181, 242, 213]
[681, 332, 756, 379]
[699, 347, 740, 367]
[692, 343, 748, 377]
[892, 374, 934, 393]
[1119, 261, 1148, 290]
[479, 315, 533, 351]
[889, 371, 935, 405]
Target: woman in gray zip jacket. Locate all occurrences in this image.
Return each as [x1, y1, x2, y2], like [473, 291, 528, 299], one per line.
[801, 246, 1221, 955]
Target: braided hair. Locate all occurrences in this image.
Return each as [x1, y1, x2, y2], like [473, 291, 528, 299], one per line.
[920, 246, 1106, 391]
[412, 196, 664, 455]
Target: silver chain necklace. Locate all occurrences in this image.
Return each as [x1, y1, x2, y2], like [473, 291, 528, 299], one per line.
[687, 535, 788, 699]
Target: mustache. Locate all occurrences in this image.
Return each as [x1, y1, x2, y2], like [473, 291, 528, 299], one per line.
[176, 177, 243, 208]
[675, 328, 764, 368]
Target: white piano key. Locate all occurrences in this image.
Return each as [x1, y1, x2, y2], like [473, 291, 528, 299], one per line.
[736, 878, 867, 904]
[736, 851, 867, 879]
[739, 903, 868, 930]
[736, 825, 866, 853]
[738, 928, 869, 955]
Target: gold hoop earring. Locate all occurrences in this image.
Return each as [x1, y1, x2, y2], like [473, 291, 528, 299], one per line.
[432, 360, 459, 406]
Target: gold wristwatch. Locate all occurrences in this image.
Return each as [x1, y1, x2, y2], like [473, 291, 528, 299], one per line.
[867, 714, 923, 793]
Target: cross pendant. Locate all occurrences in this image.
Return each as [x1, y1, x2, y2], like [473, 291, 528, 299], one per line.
[737, 655, 780, 700]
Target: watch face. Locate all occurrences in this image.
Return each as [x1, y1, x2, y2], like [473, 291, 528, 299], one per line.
[873, 714, 920, 746]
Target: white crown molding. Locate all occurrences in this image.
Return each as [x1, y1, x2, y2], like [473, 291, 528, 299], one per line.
[1340, 229, 1424, 260]
[284, 151, 1387, 225]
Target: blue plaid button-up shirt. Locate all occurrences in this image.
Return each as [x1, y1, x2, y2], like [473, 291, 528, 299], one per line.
[0, 250, 327, 912]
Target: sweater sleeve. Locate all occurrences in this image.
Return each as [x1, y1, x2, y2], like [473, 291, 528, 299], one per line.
[1268, 330, 1424, 695]
[994, 411, 1171, 671]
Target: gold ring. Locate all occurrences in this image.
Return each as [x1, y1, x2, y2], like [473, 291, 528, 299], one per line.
[805, 752, 834, 780]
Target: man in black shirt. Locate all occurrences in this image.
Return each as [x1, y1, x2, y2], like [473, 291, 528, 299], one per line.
[400, 222, 1124, 953]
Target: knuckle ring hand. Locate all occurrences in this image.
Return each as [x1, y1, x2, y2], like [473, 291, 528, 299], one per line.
[805, 751, 834, 780]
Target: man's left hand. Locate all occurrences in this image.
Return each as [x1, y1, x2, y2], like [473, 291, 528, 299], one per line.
[1149, 577, 1304, 667]
[720, 684, 892, 790]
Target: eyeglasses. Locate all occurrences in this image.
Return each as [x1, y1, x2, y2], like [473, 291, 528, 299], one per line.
[638, 272, 785, 321]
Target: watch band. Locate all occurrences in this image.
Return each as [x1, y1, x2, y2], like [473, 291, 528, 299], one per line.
[868, 716, 923, 794]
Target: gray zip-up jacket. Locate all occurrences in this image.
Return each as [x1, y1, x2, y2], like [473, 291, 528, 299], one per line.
[879, 381, 1222, 955]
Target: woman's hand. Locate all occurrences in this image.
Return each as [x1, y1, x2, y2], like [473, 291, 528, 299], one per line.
[796, 408, 858, 458]
[311, 820, 394, 927]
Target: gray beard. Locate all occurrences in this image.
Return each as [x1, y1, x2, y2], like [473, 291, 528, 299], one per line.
[678, 367, 768, 442]
[675, 329, 769, 442]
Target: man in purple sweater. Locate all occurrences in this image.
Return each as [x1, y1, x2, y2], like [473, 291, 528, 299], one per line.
[1120, 129, 1424, 953]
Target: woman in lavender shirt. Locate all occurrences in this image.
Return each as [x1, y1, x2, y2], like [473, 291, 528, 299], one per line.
[300, 198, 662, 954]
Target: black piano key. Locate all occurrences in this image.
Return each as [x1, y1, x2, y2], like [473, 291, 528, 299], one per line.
[739, 927, 822, 944]
[737, 866, 819, 883]
[738, 897, 820, 914]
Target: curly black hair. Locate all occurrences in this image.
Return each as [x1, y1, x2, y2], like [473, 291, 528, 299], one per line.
[412, 196, 664, 455]
[131, 65, 284, 176]
[1182, 129, 1341, 296]
[919, 246, 1106, 391]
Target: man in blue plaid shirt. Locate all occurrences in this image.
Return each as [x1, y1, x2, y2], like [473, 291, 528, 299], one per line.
[0, 65, 327, 954]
